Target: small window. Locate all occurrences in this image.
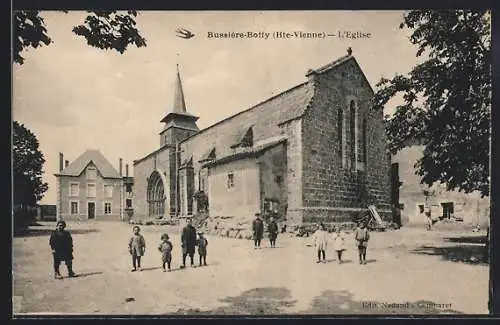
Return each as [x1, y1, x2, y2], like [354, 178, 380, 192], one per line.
[87, 183, 96, 197]
[275, 175, 283, 185]
[86, 167, 97, 180]
[227, 173, 235, 188]
[126, 199, 132, 208]
[418, 204, 425, 214]
[126, 184, 132, 193]
[69, 183, 79, 196]
[104, 202, 112, 214]
[70, 201, 79, 215]
[104, 184, 113, 198]
[200, 178, 205, 192]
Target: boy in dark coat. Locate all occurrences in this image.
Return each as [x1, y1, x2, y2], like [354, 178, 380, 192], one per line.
[181, 218, 197, 268]
[197, 232, 208, 266]
[49, 220, 76, 279]
[268, 217, 279, 248]
[252, 213, 264, 249]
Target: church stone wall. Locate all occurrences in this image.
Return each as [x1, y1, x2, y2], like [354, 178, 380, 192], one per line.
[301, 59, 392, 224]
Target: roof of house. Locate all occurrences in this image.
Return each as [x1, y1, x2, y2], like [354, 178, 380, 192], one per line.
[54, 149, 121, 178]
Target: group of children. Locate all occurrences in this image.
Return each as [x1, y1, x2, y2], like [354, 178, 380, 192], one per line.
[312, 222, 370, 265]
[49, 220, 370, 279]
[128, 225, 208, 272]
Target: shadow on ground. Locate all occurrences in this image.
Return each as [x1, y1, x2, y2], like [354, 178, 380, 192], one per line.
[411, 245, 488, 265]
[444, 235, 486, 245]
[14, 228, 100, 238]
[301, 289, 462, 314]
[170, 288, 462, 315]
[170, 287, 297, 315]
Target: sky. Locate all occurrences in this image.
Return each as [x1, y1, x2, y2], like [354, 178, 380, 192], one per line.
[13, 11, 421, 205]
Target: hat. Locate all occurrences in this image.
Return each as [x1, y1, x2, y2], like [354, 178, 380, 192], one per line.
[161, 233, 169, 239]
[255, 212, 261, 216]
[56, 220, 66, 227]
[198, 231, 204, 235]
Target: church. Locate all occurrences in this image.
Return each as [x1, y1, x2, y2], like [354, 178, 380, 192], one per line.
[132, 50, 392, 225]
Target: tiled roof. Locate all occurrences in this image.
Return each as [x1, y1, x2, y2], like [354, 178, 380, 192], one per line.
[203, 135, 287, 168]
[54, 149, 121, 178]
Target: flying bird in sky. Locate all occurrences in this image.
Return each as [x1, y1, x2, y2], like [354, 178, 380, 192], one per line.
[175, 28, 195, 39]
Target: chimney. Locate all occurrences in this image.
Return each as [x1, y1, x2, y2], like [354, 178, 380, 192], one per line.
[126, 164, 129, 177]
[119, 158, 123, 176]
[59, 153, 64, 172]
[65, 160, 69, 168]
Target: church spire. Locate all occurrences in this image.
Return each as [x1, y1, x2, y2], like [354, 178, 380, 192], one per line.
[172, 63, 187, 113]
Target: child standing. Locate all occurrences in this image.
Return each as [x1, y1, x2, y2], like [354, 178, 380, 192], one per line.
[197, 232, 208, 266]
[354, 222, 370, 265]
[158, 233, 173, 272]
[128, 226, 146, 272]
[332, 226, 346, 264]
[49, 220, 76, 279]
[313, 223, 328, 263]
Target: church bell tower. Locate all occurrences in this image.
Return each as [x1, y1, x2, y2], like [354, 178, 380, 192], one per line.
[159, 64, 199, 147]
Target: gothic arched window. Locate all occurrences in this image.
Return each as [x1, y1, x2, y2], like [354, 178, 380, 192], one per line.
[349, 100, 356, 170]
[338, 108, 343, 161]
[363, 117, 368, 166]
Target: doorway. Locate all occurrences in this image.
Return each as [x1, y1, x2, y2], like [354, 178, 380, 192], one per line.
[88, 202, 95, 219]
[441, 202, 454, 219]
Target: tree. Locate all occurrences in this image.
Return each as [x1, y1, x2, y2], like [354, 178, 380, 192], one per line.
[13, 121, 48, 208]
[14, 10, 147, 65]
[373, 10, 491, 197]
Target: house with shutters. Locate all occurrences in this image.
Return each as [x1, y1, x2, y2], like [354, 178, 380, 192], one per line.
[54, 150, 134, 221]
[391, 145, 490, 227]
[132, 49, 392, 225]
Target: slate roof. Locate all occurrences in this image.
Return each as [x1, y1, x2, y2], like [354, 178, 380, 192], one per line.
[54, 149, 121, 179]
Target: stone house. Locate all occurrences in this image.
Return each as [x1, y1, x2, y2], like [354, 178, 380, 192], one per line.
[54, 150, 133, 221]
[392, 145, 490, 227]
[133, 50, 392, 225]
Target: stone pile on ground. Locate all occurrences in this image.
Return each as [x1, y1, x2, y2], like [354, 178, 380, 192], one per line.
[194, 215, 254, 240]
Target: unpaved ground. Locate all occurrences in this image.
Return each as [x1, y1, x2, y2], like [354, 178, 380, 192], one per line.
[12, 221, 489, 315]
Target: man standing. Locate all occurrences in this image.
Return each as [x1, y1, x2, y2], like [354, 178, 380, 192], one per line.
[252, 213, 264, 249]
[268, 217, 279, 248]
[49, 220, 76, 279]
[181, 218, 197, 268]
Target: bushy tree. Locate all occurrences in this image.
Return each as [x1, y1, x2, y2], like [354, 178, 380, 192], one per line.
[14, 10, 147, 65]
[13, 121, 48, 207]
[373, 10, 491, 197]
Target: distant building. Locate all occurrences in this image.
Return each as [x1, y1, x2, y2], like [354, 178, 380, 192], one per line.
[54, 150, 133, 221]
[36, 204, 57, 221]
[133, 50, 392, 225]
[392, 145, 490, 227]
